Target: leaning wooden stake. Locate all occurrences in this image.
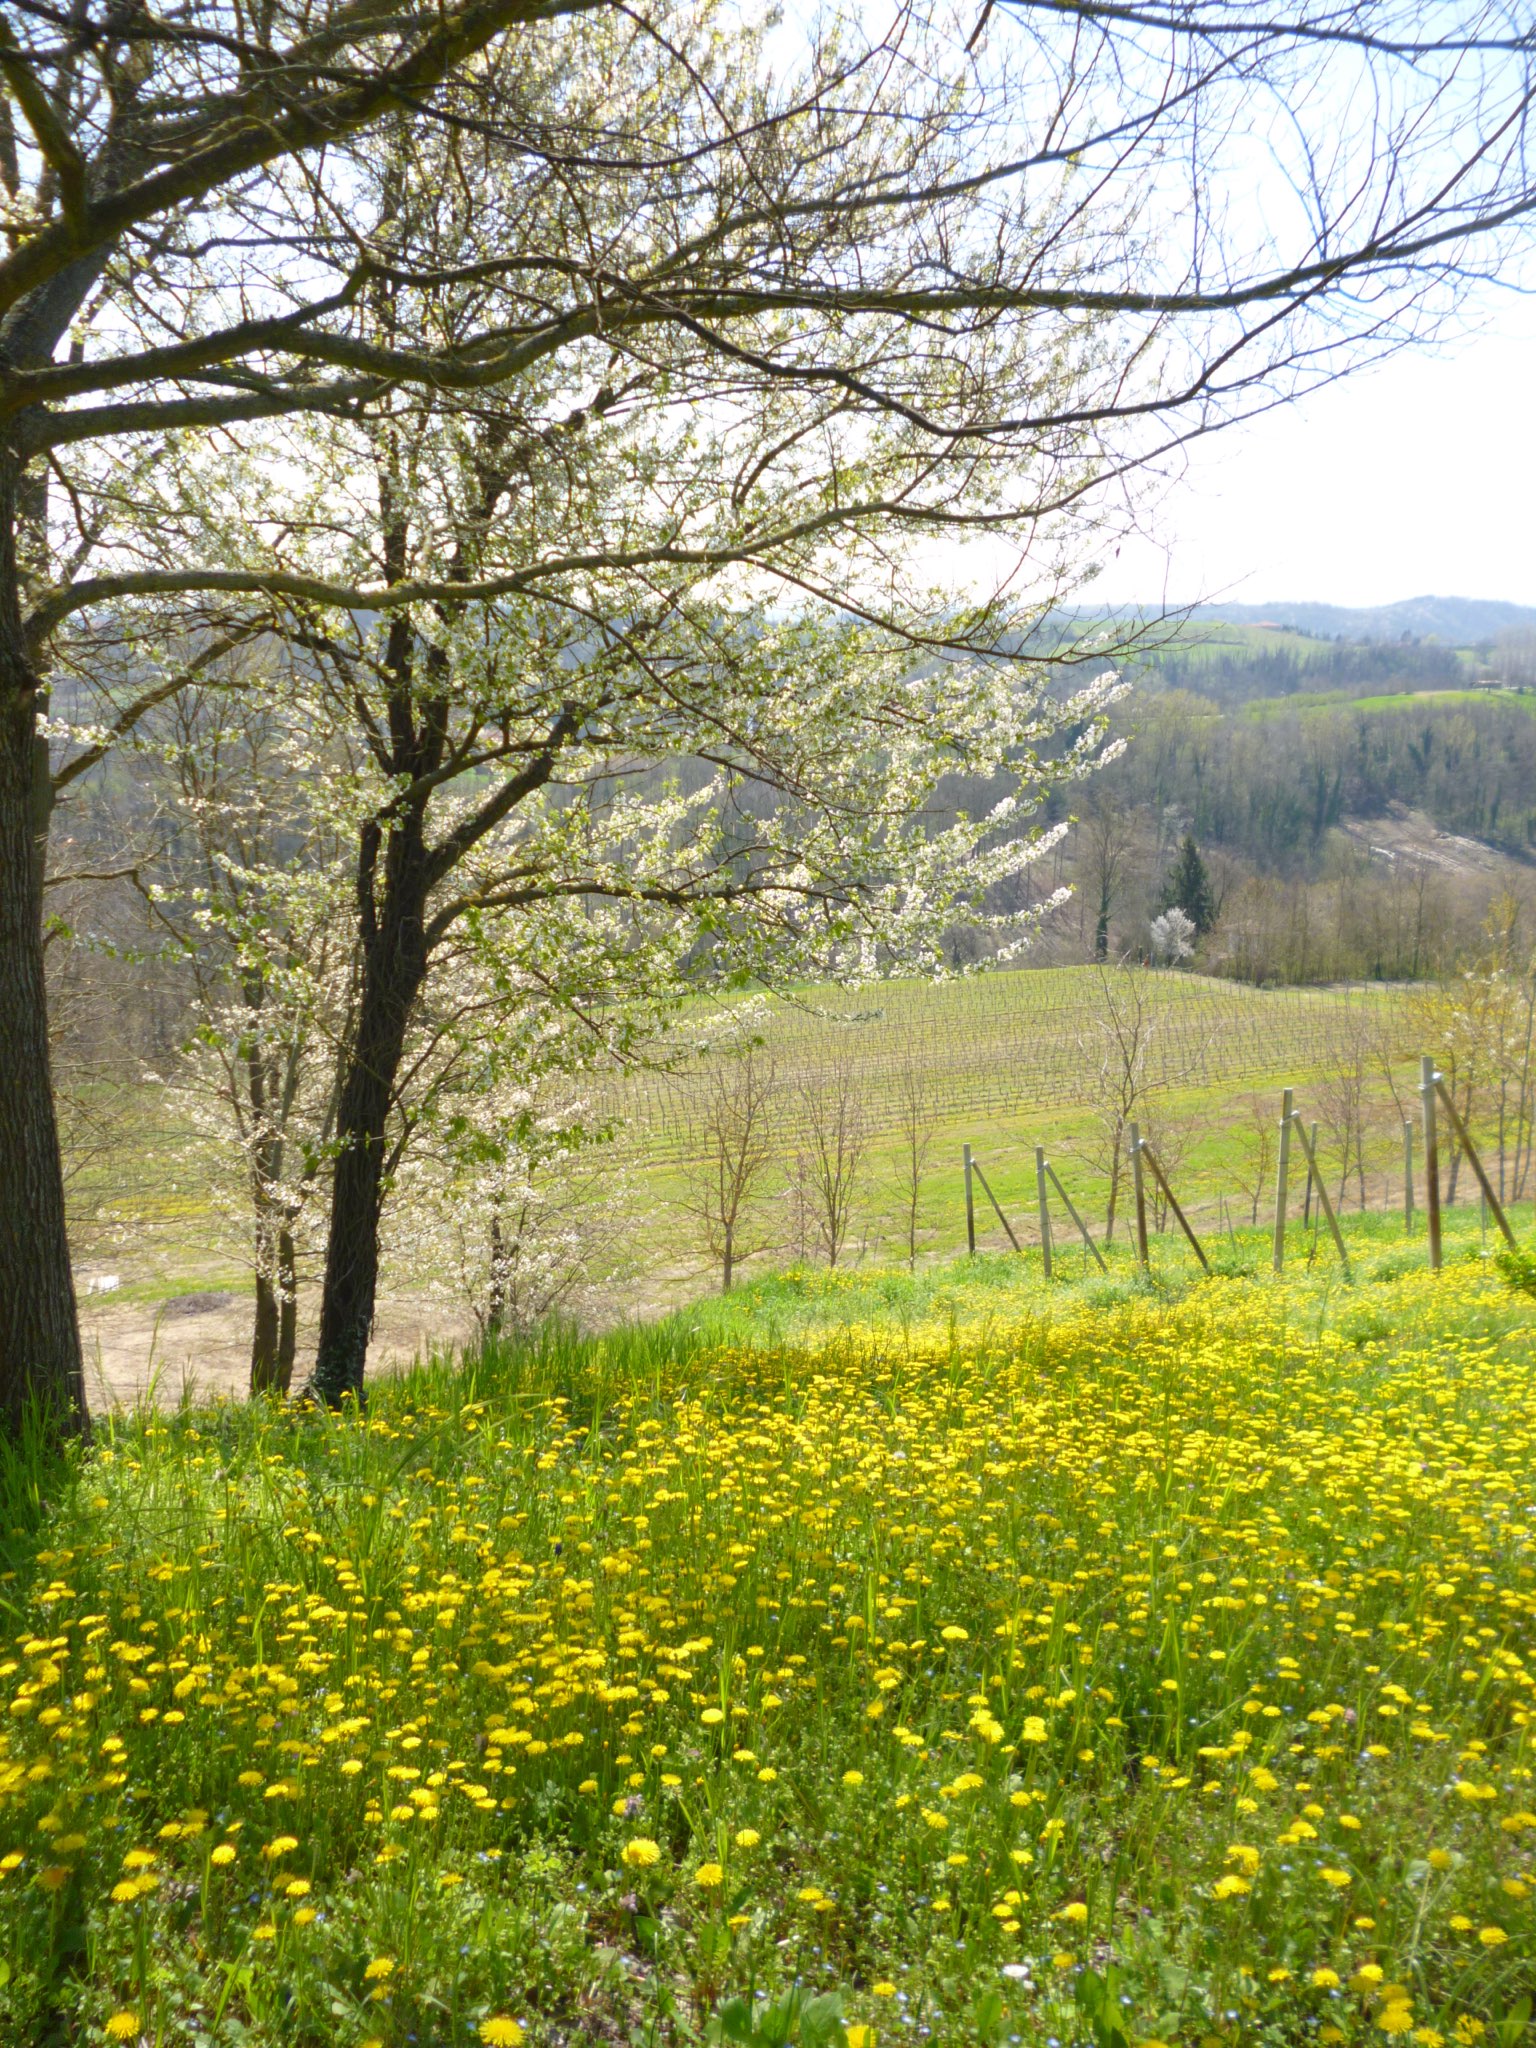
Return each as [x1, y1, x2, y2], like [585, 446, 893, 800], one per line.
[970, 1157, 1023, 1254]
[1034, 1146, 1053, 1279]
[1288, 1114, 1350, 1276]
[1273, 1086, 1293, 1274]
[1137, 1138, 1211, 1273]
[1129, 1120, 1150, 1271]
[1419, 1058, 1442, 1273]
[1044, 1161, 1109, 1274]
[1301, 1120, 1319, 1226]
[963, 1143, 976, 1256]
[1434, 1078, 1517, 1249]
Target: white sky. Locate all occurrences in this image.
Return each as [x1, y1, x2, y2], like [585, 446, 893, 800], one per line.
[1084, 283, 1536, 611]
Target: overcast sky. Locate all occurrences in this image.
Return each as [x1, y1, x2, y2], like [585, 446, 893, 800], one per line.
[1083, 284, 1536, 611]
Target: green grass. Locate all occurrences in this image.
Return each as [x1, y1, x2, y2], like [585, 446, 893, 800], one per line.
[2, 1205, 1534, 2046]
[1239, 687, 1536, 723]
[590, 970, 1445, 1294]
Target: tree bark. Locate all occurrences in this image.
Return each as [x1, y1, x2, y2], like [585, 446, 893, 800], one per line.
[309, 826, 430, 1406]
[250, 1265, 281, 1393]
[250, 1211, 299, 1395]
[277, 1226, 298, 1391]
[485, 1206, 507, 1343]
[0, 454, 86, 1436]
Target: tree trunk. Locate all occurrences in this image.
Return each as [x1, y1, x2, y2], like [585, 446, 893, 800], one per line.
[276, 1226, 298, 1392]
[310, 843, 430, 1406]
[0, 467, 86, 1439]
[250, 1222, 299, 1395]
[485, 1206, 507, 1343]
[250, 1267, 282, 1394]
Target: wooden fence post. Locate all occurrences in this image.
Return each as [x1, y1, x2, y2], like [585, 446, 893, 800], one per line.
[963, 1143, 976, 1256]
[1035, 1145, 1053, 1279]
[1137, 1138, 1211, 1273]
[1402, 1119, 1414, 1235]
[1044, 1161, 1109, 1274]
[1273, 1086, 1293, 1274]
[971, 1157, 1023, 1255]
[1288, 1114, 1351, 1277]
[1420, 1057, 1442, 1273]
[1130, 1120, 1150, 1271]
[1434, 1077, 1517, 1250]
[1301, 1120, 1318, 1226]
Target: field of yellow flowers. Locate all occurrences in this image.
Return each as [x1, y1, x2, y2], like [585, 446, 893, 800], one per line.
[1, 1242, 1534, 2047]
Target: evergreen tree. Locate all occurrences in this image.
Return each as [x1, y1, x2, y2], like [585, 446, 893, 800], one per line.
[1161, 835, 1216, 935]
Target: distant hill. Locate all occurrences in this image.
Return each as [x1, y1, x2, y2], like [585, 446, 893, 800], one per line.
[1179, 596, 1536, 643]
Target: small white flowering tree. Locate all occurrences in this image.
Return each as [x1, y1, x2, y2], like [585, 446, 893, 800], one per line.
[1149, 908, 1198, 968]
[130, 676, 359, 1393]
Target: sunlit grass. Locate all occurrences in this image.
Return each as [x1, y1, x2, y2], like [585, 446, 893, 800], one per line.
[1, 1230, 1533, 2045]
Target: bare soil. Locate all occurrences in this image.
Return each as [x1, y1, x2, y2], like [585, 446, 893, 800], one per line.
[78, 1279, 472, 1410]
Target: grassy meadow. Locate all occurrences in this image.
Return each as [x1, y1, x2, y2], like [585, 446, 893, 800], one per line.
[4, 1206, 1535, 2047]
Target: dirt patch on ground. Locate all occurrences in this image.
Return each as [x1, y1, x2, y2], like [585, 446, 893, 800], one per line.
[1339, 802, 1534, 881]
[78, 1281, 472, 1410]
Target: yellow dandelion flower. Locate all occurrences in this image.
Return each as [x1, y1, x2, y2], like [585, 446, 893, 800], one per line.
[103, 2014, 139, 2042]
[734, 1829, 760, 1849]
[479, 2021, 525, 2047]
[622, 1838, 662, 1869]
[694, 1862, 724, 1887]
[363, 1956, 396, 1981]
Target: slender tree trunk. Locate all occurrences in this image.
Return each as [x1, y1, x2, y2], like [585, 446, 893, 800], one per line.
[250, 1265, 281, 1393]
[485, 1205, 507, 1342]
[0, 463, 85, 1437]
[310, 843, 430, 1406]
[250, 1219, 299, 1395]
[247, 1091, 285, 1394]
[276, 1226, 298, 1391]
